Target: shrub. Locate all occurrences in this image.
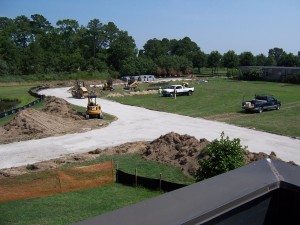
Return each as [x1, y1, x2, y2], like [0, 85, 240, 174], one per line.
[226, 68, 241, 78]
[196, 132, 246, 181]
[237, 68, 263, 81]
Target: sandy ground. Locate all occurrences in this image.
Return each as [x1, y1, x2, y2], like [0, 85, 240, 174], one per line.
[0, 96, 109, 144]
[0, 87, 300, 169]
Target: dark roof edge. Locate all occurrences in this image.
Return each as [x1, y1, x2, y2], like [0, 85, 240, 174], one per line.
[74, 159, 300, 225]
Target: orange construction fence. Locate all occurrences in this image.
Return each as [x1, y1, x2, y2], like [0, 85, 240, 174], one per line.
[0, 161, 114, 203]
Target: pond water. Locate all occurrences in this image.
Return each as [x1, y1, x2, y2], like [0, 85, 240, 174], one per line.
[0, 99, 20, 113]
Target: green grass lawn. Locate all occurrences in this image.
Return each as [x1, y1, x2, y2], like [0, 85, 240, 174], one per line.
[67, 153, 195, 185]
[0, 86, 36, 112]
[0, 154, 193, 225]
[0, 183, 161, 225]
[108, 78, 300, 138]
[0, 86, 37, 106]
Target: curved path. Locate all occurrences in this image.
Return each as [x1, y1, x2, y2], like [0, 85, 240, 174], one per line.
[0, 87, 299, 169]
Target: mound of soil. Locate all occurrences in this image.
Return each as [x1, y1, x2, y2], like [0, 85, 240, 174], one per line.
[0, 141, 148, 178]
[143, 132, 210, 176]
[107, 90, 157, 98]
[41, 96, 82, 120]
[0, 96, 108, 144]
[141, 132, 283, 177]
[0, 131, 294, 179]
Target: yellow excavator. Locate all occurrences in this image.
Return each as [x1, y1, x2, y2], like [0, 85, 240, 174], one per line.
[182, 81, 189, 87]
[85, 95, 103, 119]
[124, 78, 139, 91]
[71, 80, 88, 98]
[102, 78, 114, 91]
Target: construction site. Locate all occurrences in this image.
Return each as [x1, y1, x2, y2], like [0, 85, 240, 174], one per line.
[1, 78, 300, 225]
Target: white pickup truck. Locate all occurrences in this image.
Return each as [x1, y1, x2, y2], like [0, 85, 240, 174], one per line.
[162, 85, 194, 97]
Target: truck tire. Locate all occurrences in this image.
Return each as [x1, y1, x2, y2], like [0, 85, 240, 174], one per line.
[276, 104, 280, 110]
[188, 91, 192, 96]
[258, 107, 263, 113]
[170, 93, 174, 97]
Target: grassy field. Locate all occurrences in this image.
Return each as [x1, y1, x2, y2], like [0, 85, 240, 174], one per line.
[0, 86, 36, 106]
[66, 153, 195, 185]
[0, 78, 299, 224]
[109, 78, 300, 138]
[0, 154, 193, 225]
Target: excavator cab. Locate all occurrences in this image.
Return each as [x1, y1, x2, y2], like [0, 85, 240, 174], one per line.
[124, 77, 139, 91]
[86, 95, 103, 119]
[182, 82, 189, 87]
[71, 80, 88, 98]
[103, 78, 114, 91]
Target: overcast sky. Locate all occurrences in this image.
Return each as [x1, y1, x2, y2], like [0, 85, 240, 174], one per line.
[1, 0, 300, 55]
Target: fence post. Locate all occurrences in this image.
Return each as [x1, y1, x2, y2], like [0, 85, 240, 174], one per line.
[56, 172, 62, 193]
[135, 168, 137, 189]
[159, 173, 162, 192]
[111, 159, 114, 184]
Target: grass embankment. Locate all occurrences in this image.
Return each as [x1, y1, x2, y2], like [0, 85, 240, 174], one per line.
[0, 86, 36, 105]
[0, 154, 193, 225]
[0, 85, 38, 125]
[0, 85, 115, 125]
[109, 78, 300, 138]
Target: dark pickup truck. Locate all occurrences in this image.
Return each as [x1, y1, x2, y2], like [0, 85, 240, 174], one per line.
[242, 95, 281, 113]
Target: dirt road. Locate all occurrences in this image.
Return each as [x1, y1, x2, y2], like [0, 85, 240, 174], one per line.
[0, 87, 299, 169]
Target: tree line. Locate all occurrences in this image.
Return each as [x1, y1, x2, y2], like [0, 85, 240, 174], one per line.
[1, 14, 299, 77]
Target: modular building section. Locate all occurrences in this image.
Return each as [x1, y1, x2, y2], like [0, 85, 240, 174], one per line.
[121, 75, 156, 82]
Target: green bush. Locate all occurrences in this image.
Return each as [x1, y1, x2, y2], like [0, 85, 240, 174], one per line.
[226, 68, 241, 78]
[196, 132, 246, 181]
[286, 73, 300, 84]
[238, 68, 263, 81]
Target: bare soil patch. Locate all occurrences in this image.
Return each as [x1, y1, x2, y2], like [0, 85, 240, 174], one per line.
[0, 132, 284, 179]
[0, 96, 109, 144]
[106, 90, 157, 98]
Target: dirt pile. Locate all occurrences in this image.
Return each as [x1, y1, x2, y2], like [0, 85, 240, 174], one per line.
[0, 132, 294, 179]
[107, 90, 157, 98]
[41, 96, 83, 120]
[141, 132, 284, 177]
[0, 142, 148, 178]
[142, 132, 210, 176]
[244, 150, 280, 163]
[0, 96, 108, 143]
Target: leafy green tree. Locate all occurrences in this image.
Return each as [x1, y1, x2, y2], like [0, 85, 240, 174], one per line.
[222, 50, 239, 68]
[143, 38, 170, 59]
[277, 53, 298, 67]
[156, 55, 192, 75]
[0, 17, 17, 74]
[0, 59, 9, 75]
[193, 51, 207, 73]
[86, 19, 105, 57]
[136, 56, 157, 74]
[120, 57, 137, 75]
[207, 51, 222, 74]
[170, 37, 200, 58]
[256, 53, 267, 66]
[265, 55, 276, 66]
[239, 51, 256, 66]
[196, 132, 246, 181]
[268, 47, 285, 66]
[107, 31, 137, 71]
[104, 22, 119, 46]
[11, 15, 32, 47]
[56, 19, 79, 53]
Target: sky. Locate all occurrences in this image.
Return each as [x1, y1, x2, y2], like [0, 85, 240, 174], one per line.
[1, 0, 300, 55]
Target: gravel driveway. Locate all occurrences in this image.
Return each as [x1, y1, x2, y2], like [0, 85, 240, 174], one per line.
[0, 87, 299, 169]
